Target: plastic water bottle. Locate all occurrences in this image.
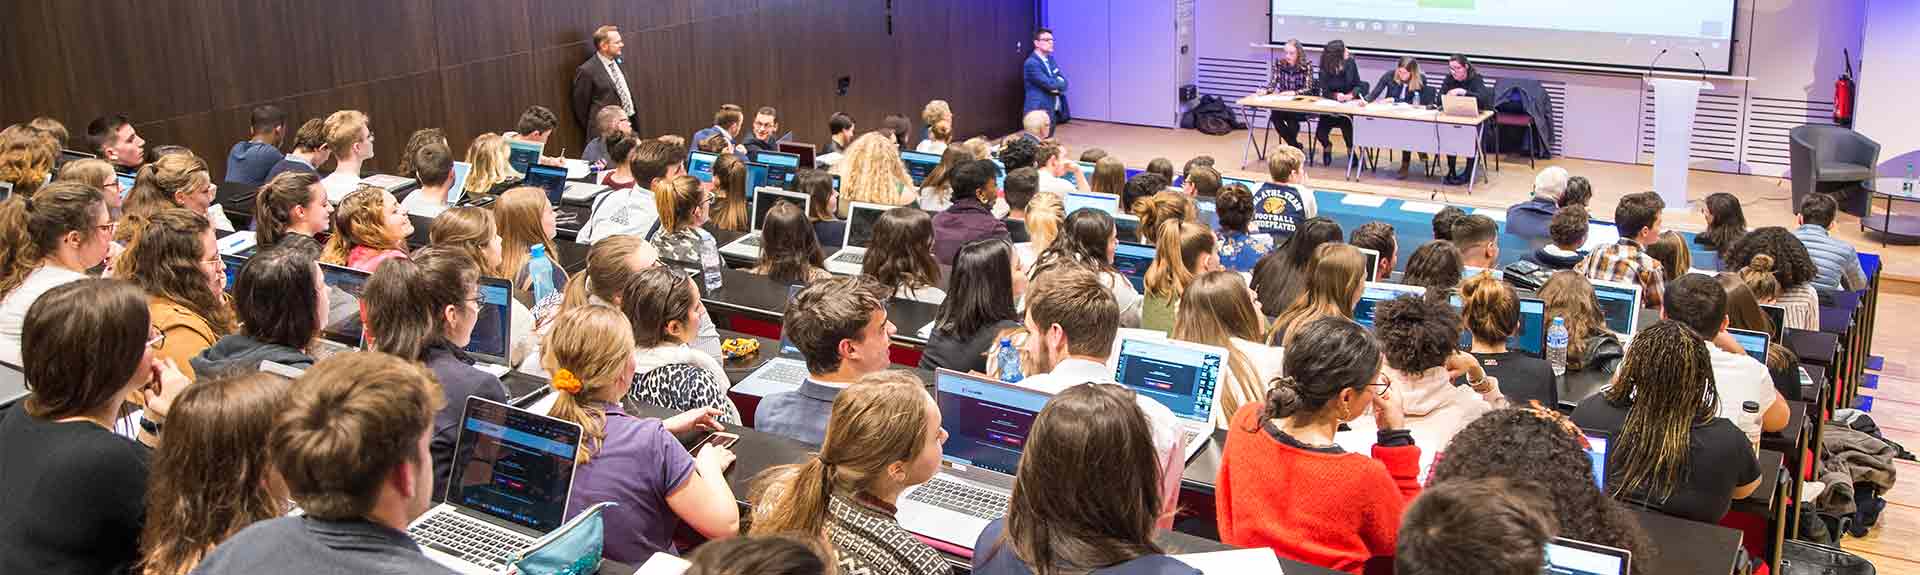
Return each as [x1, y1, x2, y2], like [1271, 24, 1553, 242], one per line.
[1545, 317, 1570, 377]
[1905, 162, 1915, 194]
[996, 338, 1023, 384]
[699, 244, 725, 292]
[1742, 401, 1763, 451]
[527, 243, 558, 303]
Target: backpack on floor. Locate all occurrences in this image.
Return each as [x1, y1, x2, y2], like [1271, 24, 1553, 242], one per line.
[1184, 95, 1242, 136]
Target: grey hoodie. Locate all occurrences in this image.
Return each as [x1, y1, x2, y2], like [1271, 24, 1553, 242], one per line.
[190, 334, 315, 380]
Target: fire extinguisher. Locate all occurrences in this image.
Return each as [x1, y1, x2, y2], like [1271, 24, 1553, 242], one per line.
[1835, 49, 1856, 126]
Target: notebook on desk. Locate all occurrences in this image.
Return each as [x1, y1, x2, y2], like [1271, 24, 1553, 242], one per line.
[824, 202, 892, 276]
[409, 396, 581, 574]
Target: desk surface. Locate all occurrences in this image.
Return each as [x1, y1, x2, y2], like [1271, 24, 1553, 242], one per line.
[1235, 93, 1494, 126]
[1632, 509, 1745, 575]
[1734, 449, 1786, 515]
[1784, 329, 1839, 366]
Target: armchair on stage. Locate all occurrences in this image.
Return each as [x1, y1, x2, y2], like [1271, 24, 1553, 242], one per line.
[1790, 125, 1881, 217]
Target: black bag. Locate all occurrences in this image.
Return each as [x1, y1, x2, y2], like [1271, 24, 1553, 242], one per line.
[1780, 540, 1877, 575]
[1185, 95, 1242, 136]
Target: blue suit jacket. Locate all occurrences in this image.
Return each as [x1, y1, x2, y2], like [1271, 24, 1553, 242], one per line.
[1023, 53, 1070, 123]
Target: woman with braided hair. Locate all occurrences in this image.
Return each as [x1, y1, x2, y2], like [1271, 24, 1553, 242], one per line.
[1571, 320, 1761, 522]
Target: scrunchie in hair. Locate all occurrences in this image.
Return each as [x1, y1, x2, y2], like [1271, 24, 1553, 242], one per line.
[551, 368, 584, 395]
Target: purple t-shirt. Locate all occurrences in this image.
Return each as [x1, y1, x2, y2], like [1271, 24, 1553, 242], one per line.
[562, 403, 695, 562]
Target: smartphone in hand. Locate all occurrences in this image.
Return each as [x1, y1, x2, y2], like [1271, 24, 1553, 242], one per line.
[692, 432, 740, 457]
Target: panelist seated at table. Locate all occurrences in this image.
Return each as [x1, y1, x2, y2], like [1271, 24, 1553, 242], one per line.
[1367, 57, 1439, 179]
[1439, 55, 1495, 186]
[1256, 39, 1315, 150]
[1571, 321, 1762, 523]
[1313, 40, 1364, 167]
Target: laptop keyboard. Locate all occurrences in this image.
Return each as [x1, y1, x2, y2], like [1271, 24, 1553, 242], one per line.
[409, 512, 533, 571]
[759, 360, 807, 385]
[740, 235, 762, 247]
[906, 476, 1008, 520]
[833, 251, 866, 265]
[1182, 428, 1202, 450]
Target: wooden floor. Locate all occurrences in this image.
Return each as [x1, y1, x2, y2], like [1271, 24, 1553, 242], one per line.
[1050, 120, 1920, 572]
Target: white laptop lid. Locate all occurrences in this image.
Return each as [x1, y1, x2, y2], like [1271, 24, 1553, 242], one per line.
[1545, 537, 1632, 575]
[1112, 338, 1225, 425]
[749, 188, 811, 234]
[1063, 190, 1121, 218]
[447, 161, 473, 206]
[842, 202, 893, 249]
[443, 396, 583, 536]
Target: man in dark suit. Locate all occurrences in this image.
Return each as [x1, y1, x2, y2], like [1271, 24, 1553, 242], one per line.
[739, 106, 783, 154]
[1022, 28, 1069, 133]
[572, 25, 636, 135]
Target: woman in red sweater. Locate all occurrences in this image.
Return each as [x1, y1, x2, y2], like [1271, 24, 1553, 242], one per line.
[1217, 316, 1422, 573]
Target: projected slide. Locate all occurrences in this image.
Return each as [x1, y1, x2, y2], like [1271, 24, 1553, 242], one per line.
[1270, 0, 1735, 73]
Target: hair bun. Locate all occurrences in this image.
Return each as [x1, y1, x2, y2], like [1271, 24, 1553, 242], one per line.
[1746, 253, 1774, 273]
[1263, 376, 1303, 419]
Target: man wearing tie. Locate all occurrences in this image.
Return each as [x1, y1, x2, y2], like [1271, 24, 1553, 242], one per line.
[573, 25, 637, 136]
[1023, 28, 1069, 134]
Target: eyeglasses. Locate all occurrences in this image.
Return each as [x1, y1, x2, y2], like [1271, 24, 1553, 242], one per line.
[96, 221, 119, 234]
[147, 331, 166, 350]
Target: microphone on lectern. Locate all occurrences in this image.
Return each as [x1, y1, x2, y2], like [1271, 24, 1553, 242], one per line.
[1646, 48, 1671, 77]
[1693, 50, 1710, 83]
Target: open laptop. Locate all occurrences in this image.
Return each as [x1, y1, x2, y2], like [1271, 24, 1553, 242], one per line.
[687, 150, 719, 183]
[463, 277, 515, 375]
[897, 369, 1048, 548]
[1113, 338, 1225, 462]
[318, 263, 372, 356]
[221, 253, 250, 292]
[900, 150, 942, 187]
[730, 286, 811, 398]
[1728, 327, 1770, 364]
[717, 187, 810, 261]
[1114, 213, 1143, 243]
[447, 161, 473, 206]
[1581, 428, 1611, 489]
[1354, 282, 1427, 328]
[749, 150, 802, 190]
[1063, 190, 1121, 219]
[506, 138, 543, 175]
[1357, 247, 1382, 282]
[1441, 94, 1481, 117]
[1545, 537, 1632, 575]
[1589, 279, 1642, 339]
[1112, 241, 1155, 292]
[825, 202, 892, 276]
[522, 163, 569, 206]
[778, 141, 817, 169]
[1759, 304, 1787, 341]
[1451, 296, 1546, 356]
[409, 396, 582, 574]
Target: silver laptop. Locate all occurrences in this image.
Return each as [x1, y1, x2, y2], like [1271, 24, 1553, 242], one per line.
[409, 397, 583, 574]
[718, 188, 811, 261]
[1112, 337, 1225, 462]
[730, 286, 812, 398]
[824, 202, 892, 276]
[1589, 278, 1643, 342]
[897, 369, 1049, 548]
[1545, 537, 1632, 575]
[1441, 93, 1481, 117]
[462, 276, 516, 376]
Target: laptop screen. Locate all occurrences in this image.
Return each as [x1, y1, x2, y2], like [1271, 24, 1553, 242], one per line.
[752, 190, 808, 233]
[1545, 537, 1631, 575]
[1513, 298, 1548, 356]
[449, 397, 581, 533]
[221, 254, 249, 293]
[901, 151, 942, 187]
[750, 150, 801, 189]
[523, 164, 569, 205]
[319, 263, 372, 347]
[1729, 328, 1769, 363]
[447, 161, 473, 206]
[1220, 176, 1263, 192]
[1112, 242, 1155, 293]
[778, 142, 816, 168]
[745, 162, 772, 200]
[934, 370, 1048, 476]
[463, 277, 513, 361]
[1354, 282, 1427, 328]
[1590, 280, 1640, 335]
[1759, 304, 1786, 341]
[845, 204, 889, 249]
[1582, 429, 1609, 489]
[1063, 191, 1120, 218]
[506, 139, 544, 175]
[114, 173, 137, 201]
[1582, 220, 1622, 253]
[1357, 248, 1382, 282]
[687, 151, 718, 183]
[1114, 214, 1142, 243]
[1114, 339, 1222, 423]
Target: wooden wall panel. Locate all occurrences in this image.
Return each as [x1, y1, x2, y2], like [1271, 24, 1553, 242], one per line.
[435, 0, 533, 68]
[441, 54, 540, 158]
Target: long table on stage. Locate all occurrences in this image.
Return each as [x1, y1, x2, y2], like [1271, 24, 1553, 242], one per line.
[1234, 93, 1494, 192]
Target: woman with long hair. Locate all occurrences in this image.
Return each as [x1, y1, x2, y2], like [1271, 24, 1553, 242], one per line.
[0, 182, 114, 366]
[710, 153, 751, 232]
[833, 132, 916, 216]
[1400, 239, 1463, 294]
[1538, 271, 1624, 374]
[800, 168, 845, 249]
[1173, 271, 1279, 429]
[1571, 320, 1762, 522]
[1559, 176, 1593, 208]
[463, 133, 522, 199]
[1134, 190, 1196, 247]
[542, 304, 739, 562]
[751, 201, 831, 285]
[748, 372, 948, 575]
[1015, 191, 1062, 269]
[975, 384, 1193, 575]
[1250, 217, 1342, 315]
[652, 174, 720, 267]
[1141, 220, 1219, 332]
[429, 207, 506, 278]
[1089, 156, 1127, 199]
[862, 207, 946, 304]
[921, 238, 1026, 373]
[121, 150, 232, 239]
[1695, 192, 1746, 266]
[1644, 230, 1693, 283]
[1356, 295, 1506, 452]
[0, 126, 58, 199]
[1315, 39, 1362, 165]
[1032, 207, 1144, 327]
[1368, 57, 1434, 178]
[1428, 408, 1653, 574]
[1726, 227, 1820, 330]
[1216, 317, 1418, 573]
[139, 373, 293, 575]
[118, 209, 236, 381]
[916, 146, 977, 212]
[251, 172, 331, 247]
[1736, 254, 1782, 304]
[1460, 273, 1555, 405]
[191, 241, 328, 376]
[319, 184, 413, 272]
[494, 186, 570, 305]
[622, 266, 742, 424]
[1268, 243, 1364, 347]
[56, 158, 126, 219]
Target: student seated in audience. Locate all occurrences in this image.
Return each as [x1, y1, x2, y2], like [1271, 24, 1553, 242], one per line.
[1576, 191, 1666, 309]
[1460, 274, 1555, 406]
[752, 201, 832, 284]
[1217, 317, 1418, 573]
[0, 126, 57, 199]
[866, 207, 948, 304]
[1019, 110, 1051, 144]
[1504, 166, 1567, 242]
[87, 113, 147, 175]
[693, 105, 747, 155]
[1532, 206, 1589, 270]
[505, 106, 567, 168]
[54, 158, 125, 224]
[265, 118, 328, 181]
[192, 352, 453, 574]
[1144, 157, 1175, 183]
[1181, 164, 1221, 198]
[918, 148, 977, 213]
[1571, 320, 1761, 522]
[740, 106, 783, 154]
[824, 112, 858, 155]
[685, 535, 828, 575]
[1560, 176, 1593, 208]
[1737, 254, 1782, 305]
[253, 172, 332, 247]
[932, 159, 1010, 266]
[757, 276, 896, 445]
[1032, 209, 1145, 327]
[1134, 191, 1195, 247]
[120, 209, 235, 381]
[122, 150, 234, 235]
[463, 133, 524, 199]
[1250, 145, 1316, 228]
[1429, 206, 1465, 242]
[1120, 173, 1169, 219]
[1401, 240, 1463, 294]
[1395, 478, 1557, 575]
[917, 100, 953, 155]
[192, 241, 326, 376]
[1016, 191, 1061, 269]
[1034, 141, 1088, 197]
[834, 132, 917, 216]
[395, 129, 447, 182]
[223, 104, 287, 189]
[139, 372, 292, 575]
[398, 141, 457, 217]
[921, 239, 1025, 373]
[1355, 295, 1505, 450]
[974, 384, 1202, 575]
[653, 174, 721, 264]
[585, 136, 683, 243]
[318, 110, 373, 203]
[1268, 243, 1364, 346]
[1001, 166, 1038, 243]
[1348, 221, 1396, 281]
[428, 207, 507, 279]
[1696, 192, 1746, 265]
[1142, 220, 1220, 332]
[496, 186, 572, 307]
[0, 183, 113, 366]
[1174, 270, 1281, 429]
[583, 105, 632, 168]
[796, 168, 844, 248]
[320, 184, 413, 272]
[710, 153, 751, 233]
[1645, 230, 1693, 283]
[1250, 217, 1342, 315]
[0, 280, 186, 575]
[1089, 155, 1126, 199]
[749, 373, 949, 575]
[541, 304, 739, 562]
[524, 235, 721, 367]
[1793, 193, 1868, 291]
[1449, 214, 1499, 273]
[1538, 271, 1624, 374]
[1019, 266, 1184, 527]
[1726, 227, 1820, 331]
[998, 137, 1040, 176]
[622, 266, 741, 424]
[364, 246, 507, 501]
[1214, 183, 1271, 273]
[1663, 274, 1789, 448]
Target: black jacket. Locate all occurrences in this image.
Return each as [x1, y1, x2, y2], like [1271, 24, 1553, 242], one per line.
[1317, 58, 1364, 98]
[1440, 71, 1495, 110]
[571, 56, 630, 132]
[190, 334, 316, 380]
[1369, 70, 1436, 106]
[424, 342, 507, 503]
